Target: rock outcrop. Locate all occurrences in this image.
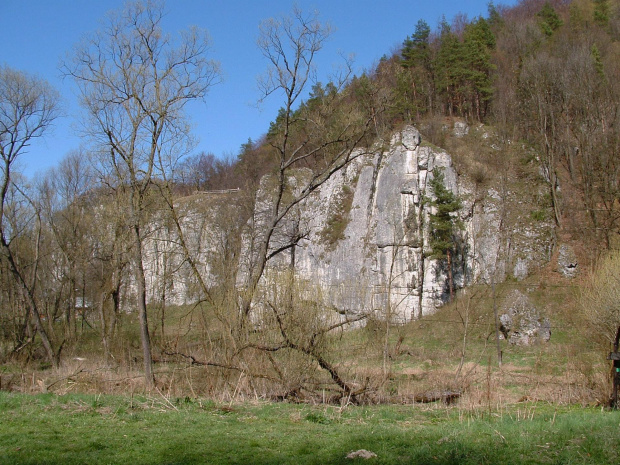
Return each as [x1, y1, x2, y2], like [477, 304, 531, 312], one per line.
[247, 125, 554, 322]
[499, 290, 551, 345]
[557, 244, 579, 278]
[141, 125, 555, 323]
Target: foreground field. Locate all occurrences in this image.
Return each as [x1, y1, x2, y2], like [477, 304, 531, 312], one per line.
[0, 392, 618, 465]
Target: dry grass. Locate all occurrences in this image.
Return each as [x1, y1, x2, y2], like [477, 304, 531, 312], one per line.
[0, 263, 613, 410]
[1, 330, 610, 409]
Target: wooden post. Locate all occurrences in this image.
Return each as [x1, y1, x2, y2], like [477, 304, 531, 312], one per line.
[492, 281, 502, 367]
[609, 352, 619, 410]
[609, 326, 620, 409]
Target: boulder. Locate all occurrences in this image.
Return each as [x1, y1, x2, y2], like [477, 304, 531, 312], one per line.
[453, 120, 469, 137]
[346, 450, 377, 460]
[499, 290, 551, 345]
[557, 244, 578, 278]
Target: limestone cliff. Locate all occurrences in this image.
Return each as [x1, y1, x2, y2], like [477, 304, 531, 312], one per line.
[141, 125, 555, 322]
[249, 125, 554, 322]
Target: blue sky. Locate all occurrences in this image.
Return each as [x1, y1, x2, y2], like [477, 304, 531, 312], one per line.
[1, 0, 517, 178]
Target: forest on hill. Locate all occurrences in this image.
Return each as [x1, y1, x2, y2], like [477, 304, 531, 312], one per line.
[0, 0, 619, 404]
[180, 0, 619, 249]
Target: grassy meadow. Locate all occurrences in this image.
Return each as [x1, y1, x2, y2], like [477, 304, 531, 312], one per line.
[1, 392, 619, 465]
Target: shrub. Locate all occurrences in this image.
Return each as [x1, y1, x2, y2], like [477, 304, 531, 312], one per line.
[319, 185, 354, 250]
[581, 249, 620, 346]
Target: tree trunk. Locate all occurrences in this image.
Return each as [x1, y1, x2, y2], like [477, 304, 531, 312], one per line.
[0, 239, 58, 367]
[447, 249, 454, 302]
[549, 168, 562, 227]
[132, 222, 154, 389]
[65, 275, 76, 341]
[98, 291, 110, 363]
[417, 256, 425, 319]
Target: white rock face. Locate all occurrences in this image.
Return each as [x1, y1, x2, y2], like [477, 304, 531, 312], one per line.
[141, 126, 554, 322]
[139, 194, 237, 307]
[256, 126, 554, 322]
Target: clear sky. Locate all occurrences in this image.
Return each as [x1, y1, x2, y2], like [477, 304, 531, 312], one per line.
[1, 0, 518, 178]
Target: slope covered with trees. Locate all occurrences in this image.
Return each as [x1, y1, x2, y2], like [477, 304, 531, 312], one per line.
[189, 0, 619, 253]
[0, 0, 619, 405]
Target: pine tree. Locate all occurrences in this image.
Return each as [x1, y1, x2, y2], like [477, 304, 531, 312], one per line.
[434, 18, 465, 117]
[401, 19, 431, 67]
[487, 2, 504, 30]
[426, 168, 462, 301]
[591, 44, 606, 82]
[400, 19, 433, 118]
[538, 2, 563, 37]
[462, 17, 496, 120]
[593, 0, 610, 28]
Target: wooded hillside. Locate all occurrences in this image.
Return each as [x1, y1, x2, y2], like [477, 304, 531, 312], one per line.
[0, 0, 618, 404]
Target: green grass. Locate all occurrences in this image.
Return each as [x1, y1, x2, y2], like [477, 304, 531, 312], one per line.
[1, 392, 619, 464]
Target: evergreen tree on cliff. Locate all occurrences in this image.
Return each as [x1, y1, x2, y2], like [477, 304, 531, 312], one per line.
[426, 168, 462, 301]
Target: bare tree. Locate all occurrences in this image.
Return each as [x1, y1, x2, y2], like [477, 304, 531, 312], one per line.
[240, 7, 375, 319]
[86, 185, 132, 364]
[153, 7, 378, 400]
[581, 249, 620, 348]
[64, 0, 220, 387]
[518, 51, 564, 228]
[0, 66, 60, 366]
[38, 150, 94, 341]
[224, 7, 379, 402]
